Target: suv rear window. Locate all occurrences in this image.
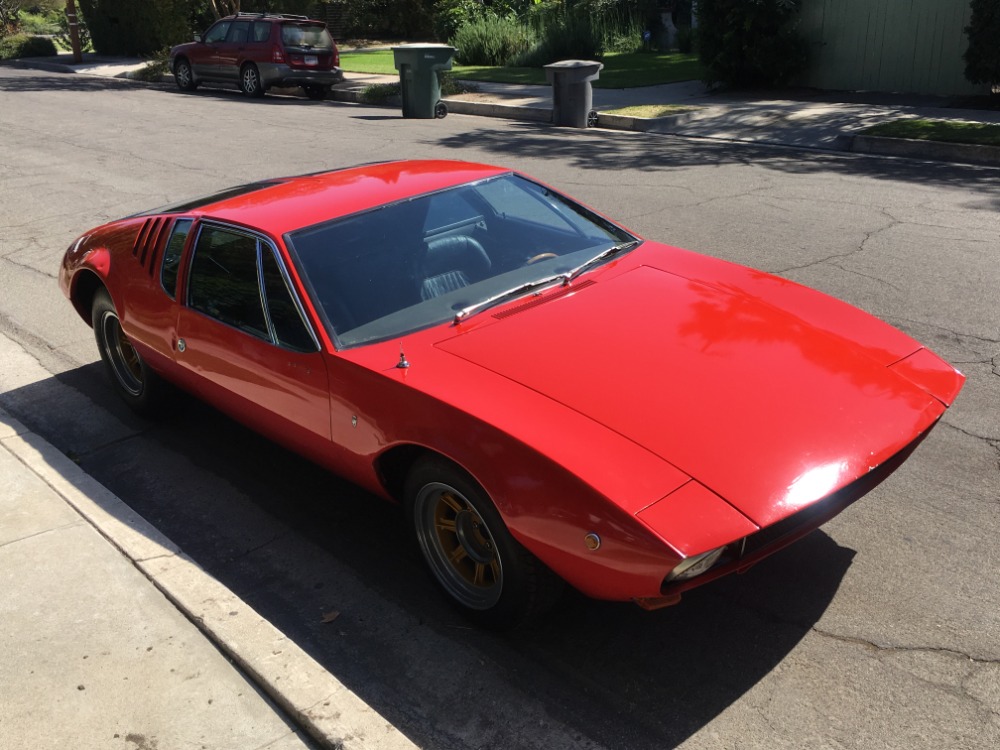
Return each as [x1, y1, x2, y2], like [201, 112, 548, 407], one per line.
[281, 23, 333, 51]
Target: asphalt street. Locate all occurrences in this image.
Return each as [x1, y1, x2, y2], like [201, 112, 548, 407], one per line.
[2, 67, 999, 749]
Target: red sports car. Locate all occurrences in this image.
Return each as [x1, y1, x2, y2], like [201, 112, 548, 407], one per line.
[59, 161, 964, 629]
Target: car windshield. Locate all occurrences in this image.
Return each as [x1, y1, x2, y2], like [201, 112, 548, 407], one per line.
[281, 23, 333, 50]
[285, 174, 639, 348]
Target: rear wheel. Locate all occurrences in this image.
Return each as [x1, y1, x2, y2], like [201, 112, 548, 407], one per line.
[405, 457, 561, 630]
[173, 58, 198, 91]
[91, 288, 165, 416]
[240, 63, 265, 98]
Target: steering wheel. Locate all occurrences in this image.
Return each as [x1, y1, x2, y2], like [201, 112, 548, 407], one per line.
[525, 252, 558, 265]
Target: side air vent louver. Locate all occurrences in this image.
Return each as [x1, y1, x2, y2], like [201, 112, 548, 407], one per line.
[131, 217, 169, 276]
[492, 279, 596, 320]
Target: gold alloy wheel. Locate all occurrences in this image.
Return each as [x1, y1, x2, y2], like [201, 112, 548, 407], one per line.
[100, 311, 143, 396]
[414, 481, 504, 610]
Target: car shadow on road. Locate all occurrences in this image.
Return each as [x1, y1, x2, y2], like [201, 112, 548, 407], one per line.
[2, 368, 855, 750]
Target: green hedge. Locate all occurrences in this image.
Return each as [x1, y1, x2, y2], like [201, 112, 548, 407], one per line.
[77, 0, 191, 57]
[0, 33, 58, 60]
[697, 0, 807, 89]
[965, 0, 1000, 90]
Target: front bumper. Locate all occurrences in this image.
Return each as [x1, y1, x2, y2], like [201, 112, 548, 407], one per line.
[634, 426, 933, 610]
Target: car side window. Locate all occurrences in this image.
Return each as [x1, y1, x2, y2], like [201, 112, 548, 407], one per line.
[203, 21, 230, 44]
[160, 218, 193, 299]
[188, 226, 268, 339]
[227, 20, 250, 44]
[251, 22, 271, 43]
[261, 248, 316, 352]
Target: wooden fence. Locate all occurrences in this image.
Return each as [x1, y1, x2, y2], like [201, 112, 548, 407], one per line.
[797, 0, 985, 96]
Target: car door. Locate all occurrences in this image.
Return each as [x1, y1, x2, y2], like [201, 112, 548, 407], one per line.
[216, 19, 251, 81]
[174, 222, 331, 457]
[191, 20, 231, 78]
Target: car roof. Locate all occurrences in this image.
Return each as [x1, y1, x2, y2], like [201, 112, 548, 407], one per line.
[191, 160, 512, 236]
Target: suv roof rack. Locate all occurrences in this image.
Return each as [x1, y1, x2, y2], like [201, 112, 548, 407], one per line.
[235, 12, 311, 21]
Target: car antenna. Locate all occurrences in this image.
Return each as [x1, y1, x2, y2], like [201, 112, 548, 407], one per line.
[396, 343, 410, 369]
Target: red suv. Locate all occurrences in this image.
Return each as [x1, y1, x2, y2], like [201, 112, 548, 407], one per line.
[170, 13, 343, 100]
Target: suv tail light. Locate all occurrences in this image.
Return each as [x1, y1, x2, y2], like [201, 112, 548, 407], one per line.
[272, 45, 284, 63]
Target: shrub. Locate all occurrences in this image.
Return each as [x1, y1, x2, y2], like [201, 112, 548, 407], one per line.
[0, 32, 57, 58]
[0, 33, 56, 60]
[592, 7, 644, 54]
[433, 0, 483, 42]
[77, 0, 191, 56]
[16, 10, 59, 35]
[964, 0, 1000, 92]
[130, 48, 171, 82]
[514, 9, 602, 68]
[697, 0, 807, 89]
[452, 15, 535, 67]
[345, 0, 435, 39]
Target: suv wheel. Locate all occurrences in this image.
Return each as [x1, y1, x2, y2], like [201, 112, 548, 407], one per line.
[240, 63, 265, 98]
[174, 59, 198, 91]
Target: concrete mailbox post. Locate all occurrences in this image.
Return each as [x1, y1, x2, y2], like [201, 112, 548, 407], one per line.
[544, 59, 604, 128]
[392, 43, 457, 119]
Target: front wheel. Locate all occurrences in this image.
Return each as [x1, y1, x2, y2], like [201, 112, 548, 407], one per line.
[91, 288, 165, 416]
[173, 58, 198, 91]
[405, 457, 561, 630]
[240, 63, 265, 98]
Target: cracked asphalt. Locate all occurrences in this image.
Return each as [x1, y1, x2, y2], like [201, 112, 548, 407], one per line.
[1, 67, 998, 749]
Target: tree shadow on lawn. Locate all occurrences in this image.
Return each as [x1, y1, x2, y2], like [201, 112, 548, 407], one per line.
[3, 364, 856, 750]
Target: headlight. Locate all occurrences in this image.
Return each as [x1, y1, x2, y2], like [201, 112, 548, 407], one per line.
[665, 546, 726, 583]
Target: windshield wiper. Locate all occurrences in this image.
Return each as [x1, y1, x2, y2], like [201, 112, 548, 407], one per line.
[454, 274, 567, 323]
[564, 240, 640, 283]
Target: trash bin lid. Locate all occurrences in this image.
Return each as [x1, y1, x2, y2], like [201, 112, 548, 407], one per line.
[393, 44, 457, 68]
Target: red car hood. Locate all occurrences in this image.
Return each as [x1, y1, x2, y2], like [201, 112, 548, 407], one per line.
[436, 264, 952, 527]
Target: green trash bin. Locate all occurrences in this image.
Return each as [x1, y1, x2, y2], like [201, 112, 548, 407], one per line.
[392, 43, 456, 119]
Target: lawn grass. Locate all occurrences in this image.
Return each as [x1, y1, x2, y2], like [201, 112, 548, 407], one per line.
[862, 118, 1000, 147]
[602, 104, 700, 118]
[339, 49, 703, 89]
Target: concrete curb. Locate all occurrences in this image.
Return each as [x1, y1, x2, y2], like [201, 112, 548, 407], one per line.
[0, 408, 417, 750]
[851, 134, 1000, 167]
[444, 98, 552, 123]
[5, 58, 75, 74]
[595, 110, 699, 133]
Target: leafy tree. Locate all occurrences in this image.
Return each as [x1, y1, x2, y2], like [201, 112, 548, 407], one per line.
[964, 0, 1000, 91]
[207, 0, 240, 19]
[78, 0, 192, 55]
[696, 0, 807, 88]
[345, 0, 436, 39]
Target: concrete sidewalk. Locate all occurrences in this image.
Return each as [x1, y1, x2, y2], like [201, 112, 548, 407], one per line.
[0, 331, 417, 749]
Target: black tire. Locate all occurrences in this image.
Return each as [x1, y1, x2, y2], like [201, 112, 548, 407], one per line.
[303, 84, 327, 101]
[240, 63, 265, 98]
[434, 101, 448, 119]
[91, 288, 165, 416]
[405, 456, 561, 630]
[173, 58, 198, 91]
